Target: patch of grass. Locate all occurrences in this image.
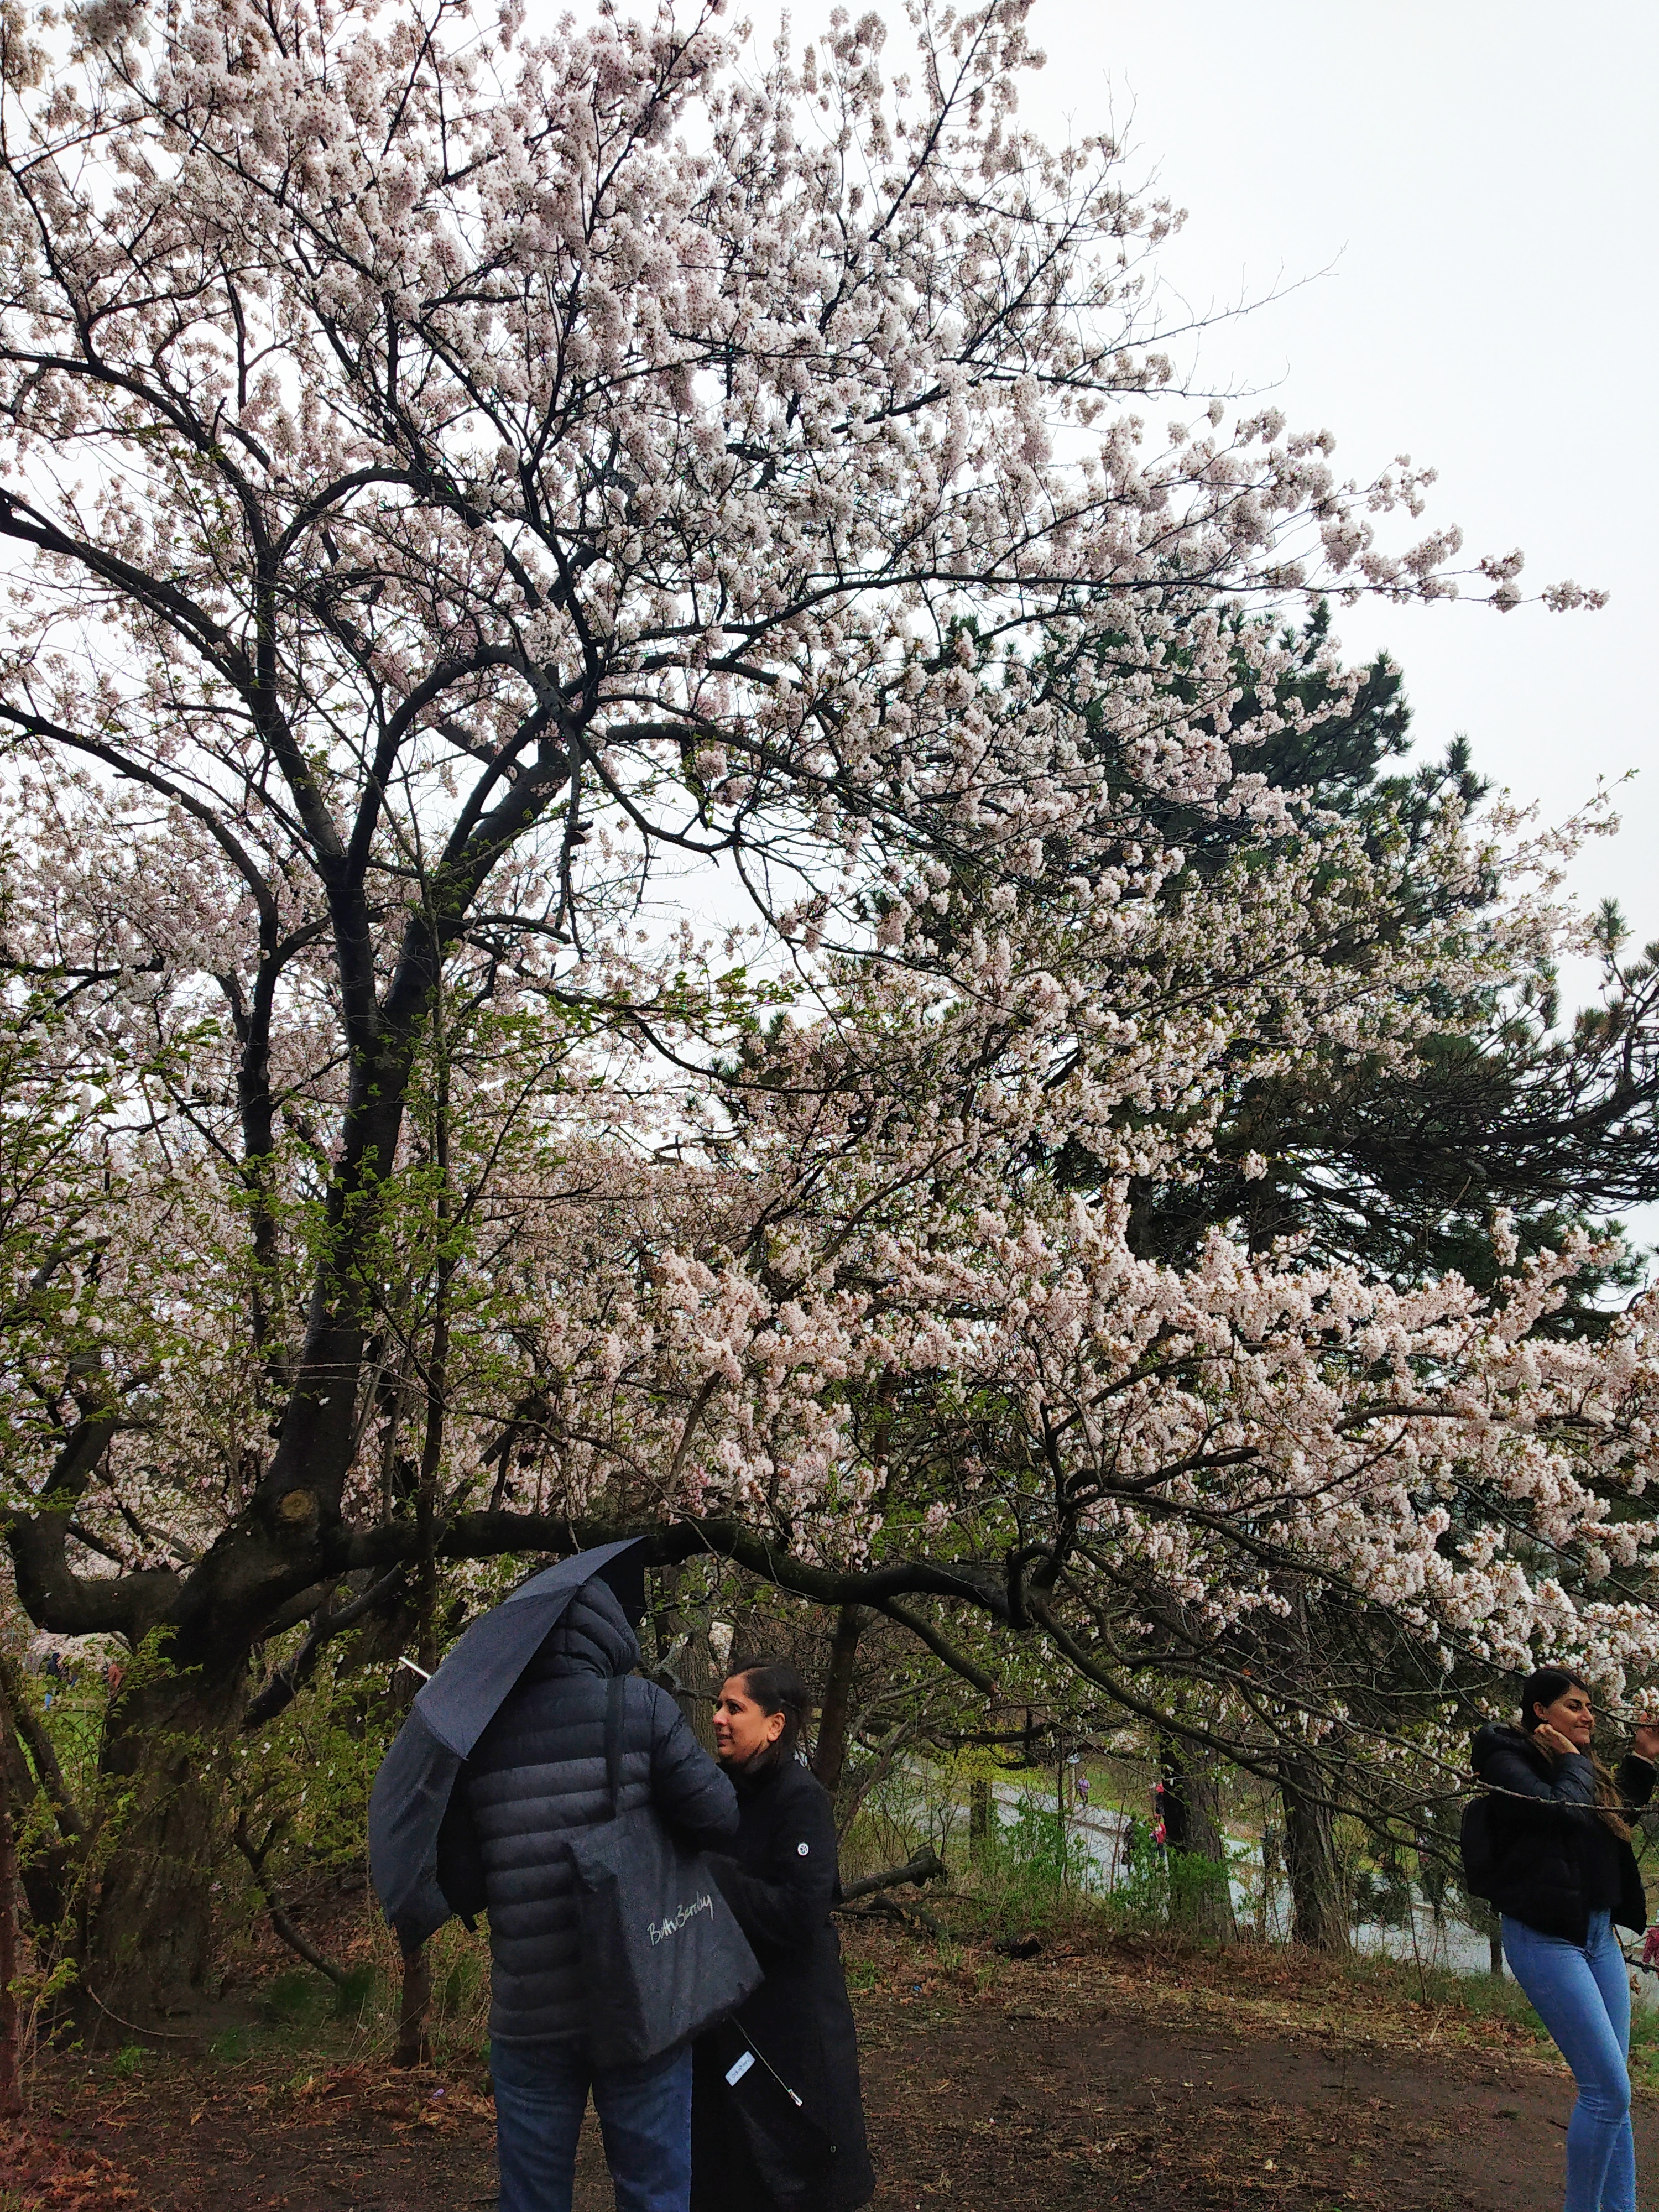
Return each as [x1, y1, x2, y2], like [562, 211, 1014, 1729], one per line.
[938, 1796, 1244, 1960]
[1329, 1945, 1549, 2044]
[338, 1913, 492, 2067]
[437, 1949, 486, 2024]
[332, 1961, 377, 2022]
[945, 1869, 1118, 1954]
[257, 1969, 329, 2031]
[112, 2042, 145, 2077]
[208, 2027, 252, 2063]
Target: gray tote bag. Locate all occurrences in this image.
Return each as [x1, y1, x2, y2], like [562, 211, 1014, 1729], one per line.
[566, 1675, 762, 2065]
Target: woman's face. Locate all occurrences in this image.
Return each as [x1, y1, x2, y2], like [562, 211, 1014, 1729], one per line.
[713, 1675, 785, 1765]
[1533, 1683, 1596, 1748]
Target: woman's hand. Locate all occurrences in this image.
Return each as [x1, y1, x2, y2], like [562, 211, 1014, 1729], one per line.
[1631, 1720, 1659, 1765]
[1533, 1723, 1580, 1759]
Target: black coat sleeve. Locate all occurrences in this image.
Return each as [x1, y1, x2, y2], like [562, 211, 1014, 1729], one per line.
[646, 1686, 740, 1847]
[1474, 1729, 1657, 1823]
[1619, 1754, 1656, 1814]
[710, 1770, 838, 1953]
[1473, 1729, 1597, 1823]
[1475, 1738, 1592, 1805]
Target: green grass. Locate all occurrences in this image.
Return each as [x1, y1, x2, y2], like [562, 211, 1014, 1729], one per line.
[257, 1970, 331, 2031]
[332, 1961, 377, 2022]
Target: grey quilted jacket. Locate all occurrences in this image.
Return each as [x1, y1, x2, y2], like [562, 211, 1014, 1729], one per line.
[463, 1579, 738, 2044]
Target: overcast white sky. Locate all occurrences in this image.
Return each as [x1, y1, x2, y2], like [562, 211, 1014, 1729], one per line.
[1009, 1, 1657, 943]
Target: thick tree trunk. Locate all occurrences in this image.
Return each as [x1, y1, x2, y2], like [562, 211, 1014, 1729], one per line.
[1464, 1892, 1505, 1976]
[1278, 1754, 1349, 1954]
[81, 1661, 246, 2034]
[1159, 1734, 1237, 1940]
[969, 1777, 992, 1867]
[812, 1605, 869, 1797]
[647, 1563, 724, 1755]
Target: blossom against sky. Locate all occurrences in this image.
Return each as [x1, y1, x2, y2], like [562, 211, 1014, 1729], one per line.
[684, 0, 1654, 931]
[1018, 0, 1657, 939]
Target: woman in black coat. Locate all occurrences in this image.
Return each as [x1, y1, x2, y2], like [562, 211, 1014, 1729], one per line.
[1470, 1667, 1659, 2212]
[690, 1660, 874, 2212]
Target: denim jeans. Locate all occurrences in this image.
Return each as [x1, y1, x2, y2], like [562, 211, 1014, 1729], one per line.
[491, 2038, 693, 2212]
[1501, 1909, 1635, 2212]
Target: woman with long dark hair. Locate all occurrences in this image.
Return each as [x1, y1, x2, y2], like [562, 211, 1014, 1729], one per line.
[1472, 1667, 1659, 2212]
[690, 1659, 874, 2212]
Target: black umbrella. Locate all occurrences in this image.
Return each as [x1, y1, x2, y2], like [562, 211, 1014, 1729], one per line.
[368, 1537, 647, 1952]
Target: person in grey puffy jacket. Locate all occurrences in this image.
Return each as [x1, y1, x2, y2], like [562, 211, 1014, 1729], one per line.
[462, 1576, 738, 2212]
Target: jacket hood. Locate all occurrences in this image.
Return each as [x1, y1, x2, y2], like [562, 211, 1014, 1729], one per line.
[521, 1577, 639, 1683]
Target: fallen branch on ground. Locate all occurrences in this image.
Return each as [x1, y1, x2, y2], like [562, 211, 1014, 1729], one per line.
[837, 1847, 948, 1905]
[841, 1893, 946, 1937]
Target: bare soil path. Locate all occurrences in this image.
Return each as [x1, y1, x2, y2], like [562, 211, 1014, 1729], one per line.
[3, 1928, 1647, 2211]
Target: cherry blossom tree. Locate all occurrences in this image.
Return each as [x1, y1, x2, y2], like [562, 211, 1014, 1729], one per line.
[0, 0, 1632, 2009]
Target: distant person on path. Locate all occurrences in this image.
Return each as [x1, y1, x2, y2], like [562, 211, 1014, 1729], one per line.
[691, 1660, 874, 2212]
[463, 1577, 739, 2212]
[1472, 1667, 1659, 2212]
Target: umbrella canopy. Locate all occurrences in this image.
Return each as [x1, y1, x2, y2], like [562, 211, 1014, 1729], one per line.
[368, 1537, 646, 1953]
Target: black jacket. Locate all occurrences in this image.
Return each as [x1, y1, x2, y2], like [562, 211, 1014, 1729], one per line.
[462, 1582, 737, 2043]
[1470, 1721, 1654, 1943]
[692, 1757, 874, 2212]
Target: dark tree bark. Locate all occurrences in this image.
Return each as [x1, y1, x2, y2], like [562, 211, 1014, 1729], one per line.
[838, 1847, 946, 1903]
[1159, 1733, 1237, 1940]
[968, 1777, 992, 1867]
[81, 1661, 247, 2030]
[811, 1605, 870, 1796]
[646, 1562, 723, 1755]
[1464, 1893, 1504, 1976]
[395, 1942, 432, 2068]
[1278, 1753, 1349, 1954]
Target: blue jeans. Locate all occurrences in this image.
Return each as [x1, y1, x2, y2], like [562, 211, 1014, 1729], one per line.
[491, 2039, 693, 2212]
[1502, 1910, 1635, 2212]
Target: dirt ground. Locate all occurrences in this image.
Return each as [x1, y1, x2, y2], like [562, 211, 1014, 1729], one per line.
[4, 1926, 1651, 2212]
